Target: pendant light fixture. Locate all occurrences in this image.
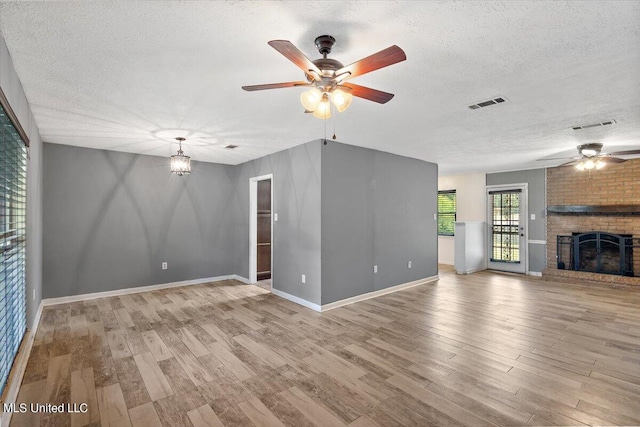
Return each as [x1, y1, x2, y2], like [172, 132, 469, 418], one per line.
[170, 137, 191, 175]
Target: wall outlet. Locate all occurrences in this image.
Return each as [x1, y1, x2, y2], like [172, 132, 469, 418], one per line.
[531, 214, 536, 220]
[32, 289, 36, 301]
[301, 274, 306, 284]
[162, 262, 168, 270]
[274, 213, 278, 221]
[373, 265, 378, 273]
[408, 261, 412, 269]
[433, 213, 437, 220]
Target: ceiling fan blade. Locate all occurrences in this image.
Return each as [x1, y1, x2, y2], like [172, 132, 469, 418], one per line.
[242, 81, 309, 91]
[607, 149, 640, 156]
[268, 40, 322, 79]
[536, 156, 576, 161]
[557, 159, 581, 167]
[602, 156, 626, 164]
[336, 45, 406, 80]
[342, 83, 394, 104]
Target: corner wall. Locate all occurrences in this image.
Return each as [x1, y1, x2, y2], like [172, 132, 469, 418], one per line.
[486, 168, 547, 273]
[0, 30, 43, 329]
[321, 141, 438, 305]
[437, 173, 487, 265]
[232, 141, 322, 305]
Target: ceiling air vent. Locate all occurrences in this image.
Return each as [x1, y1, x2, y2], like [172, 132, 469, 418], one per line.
[468, 97, 507, 110]
[572, 120, 616, 130]
[225, 144, 238, 149]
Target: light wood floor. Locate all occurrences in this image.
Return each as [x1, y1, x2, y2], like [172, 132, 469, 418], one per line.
[10, 267, 640, 426]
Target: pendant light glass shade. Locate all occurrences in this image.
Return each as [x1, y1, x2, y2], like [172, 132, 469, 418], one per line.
[300, 88, 323, 112]
[312, 99, 332, 119]
[330, 88, 353, 112]
[171, 137, 191, 176]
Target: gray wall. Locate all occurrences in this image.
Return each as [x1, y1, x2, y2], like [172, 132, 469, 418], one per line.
[321, 141, 438, 305]
[42, 139, 439, 307]
[0, 29, 43, 328]
[43, 144, 237, 298]
[486, 168, 546, 273]
[232, 141, 322, 305]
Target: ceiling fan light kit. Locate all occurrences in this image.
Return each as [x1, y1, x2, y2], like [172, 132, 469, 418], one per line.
[575, 158, 605, 171]
[242, 35, 406, 119]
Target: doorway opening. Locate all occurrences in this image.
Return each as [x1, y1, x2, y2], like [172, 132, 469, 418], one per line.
[486, 184, 528, 274]
[249, 174, 273, 289]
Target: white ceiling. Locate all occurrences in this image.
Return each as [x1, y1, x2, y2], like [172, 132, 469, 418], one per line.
[1, 1, 639, 175]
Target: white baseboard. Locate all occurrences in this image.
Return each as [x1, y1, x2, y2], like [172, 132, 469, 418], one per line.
[41, 275, 238, 306]
[270, 275, 440, 313]
[232, 275, 251, 285]
[270, 288, 322, 312]
[455, 267, 486, 275]
[527, 271, 543, 277]
[527, 240, 547, 245]
[321, 275, 440, 312]
[1, 301, 43, 427]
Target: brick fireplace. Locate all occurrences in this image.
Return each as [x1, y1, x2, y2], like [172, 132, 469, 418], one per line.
[544, 158, 640, 286]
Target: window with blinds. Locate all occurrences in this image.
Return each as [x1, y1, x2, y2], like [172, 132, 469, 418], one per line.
[437, 190, 456, 236]
[0, 102, 27, 395]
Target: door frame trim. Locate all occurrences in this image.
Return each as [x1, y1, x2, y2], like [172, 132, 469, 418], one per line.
[486, 183, 529, 274]
[249, 174, 273, 284]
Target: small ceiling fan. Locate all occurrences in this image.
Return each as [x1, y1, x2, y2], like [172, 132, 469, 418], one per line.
[241, 35, 406, 119]
[537, 143, 640, 170]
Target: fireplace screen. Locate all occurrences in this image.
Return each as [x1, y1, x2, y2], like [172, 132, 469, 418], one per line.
[557, 231, 636, 277]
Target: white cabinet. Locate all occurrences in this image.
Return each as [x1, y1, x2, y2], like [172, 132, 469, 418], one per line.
[454, 222, 486, 274]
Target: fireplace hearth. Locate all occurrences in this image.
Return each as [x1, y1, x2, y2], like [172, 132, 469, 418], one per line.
[557, 231, 636, 277]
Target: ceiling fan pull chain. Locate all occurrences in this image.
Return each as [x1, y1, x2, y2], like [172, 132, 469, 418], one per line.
[324, 111, 327, 144]
[332, 107, 337, 140]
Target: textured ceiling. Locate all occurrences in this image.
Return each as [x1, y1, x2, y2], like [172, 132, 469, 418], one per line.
[1, 1, 639, 175]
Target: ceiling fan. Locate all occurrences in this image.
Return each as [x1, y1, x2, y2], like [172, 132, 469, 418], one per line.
[537, 143, 640, 170]
[241, 35, 406, 119]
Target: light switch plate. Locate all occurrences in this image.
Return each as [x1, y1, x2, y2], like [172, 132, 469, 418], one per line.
[530, 214, 536, 220]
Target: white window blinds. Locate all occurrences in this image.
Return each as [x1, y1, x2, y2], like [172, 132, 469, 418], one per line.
[0, 101, 27, 394]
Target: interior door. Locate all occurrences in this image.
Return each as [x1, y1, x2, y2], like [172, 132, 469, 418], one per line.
[487, 185, 527, 273]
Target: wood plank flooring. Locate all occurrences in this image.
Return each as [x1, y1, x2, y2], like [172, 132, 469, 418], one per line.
[10, 266, 640, 426]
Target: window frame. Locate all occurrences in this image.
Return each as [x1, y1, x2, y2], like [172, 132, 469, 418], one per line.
[437, 190, 457, 236]
[0, 88, 28, 396]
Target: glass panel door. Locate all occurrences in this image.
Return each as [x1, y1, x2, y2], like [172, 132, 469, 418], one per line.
[487, 186, 527, 273]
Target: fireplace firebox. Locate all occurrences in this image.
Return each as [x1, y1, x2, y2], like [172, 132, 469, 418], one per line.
[556, 231, 635, 277]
